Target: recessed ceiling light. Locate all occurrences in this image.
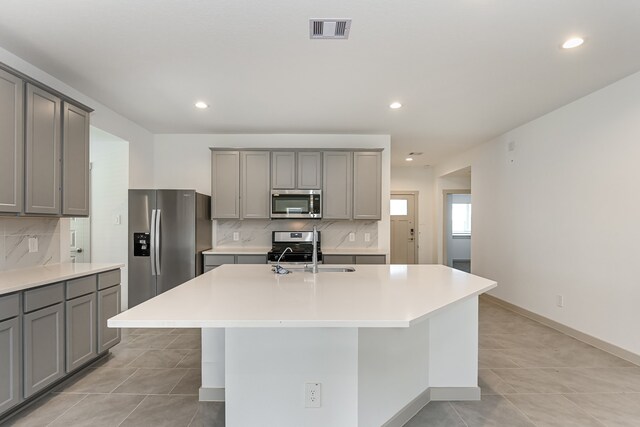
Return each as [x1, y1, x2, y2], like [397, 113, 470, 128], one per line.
[405, 157, 413, 162]
[195, 101, 209, 109]
[562, 37, 584, 49]
[390, 102, 402, 109]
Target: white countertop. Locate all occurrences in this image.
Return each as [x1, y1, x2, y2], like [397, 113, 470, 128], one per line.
[0, 263, 124, 296]
[109, 264, 496, 328]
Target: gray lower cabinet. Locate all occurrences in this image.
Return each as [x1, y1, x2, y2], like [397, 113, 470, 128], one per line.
[0, 317, 21, 413]
[23, 303, 64, 398]
[62, 102, 90, 216]
[211, 151, 240, 219]
[25, 83, 61, 215]
[204, 254, 267, 271]
[0, 69, 23, 214]
[323, 152, 353, 219]
[241, 151, 270, 219]
[323, 254, 386, 265]
[353, 152, 382, 220]
[97, 285, 121, 353]
[65, 293, 97, 372]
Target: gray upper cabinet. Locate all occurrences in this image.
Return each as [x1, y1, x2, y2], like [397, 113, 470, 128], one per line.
[241, 151, 270, 219]
[353, 152, 382, 220]
[0, 69, 23, 214]
[62, 102, 90, 216]
[98, 284, 121, 353]
[23, 302, 64, 398]
[25, 84, 61, 215]
[211, 151, 240, 219]
[0, 316, 21, 413]
[271, 151, 296, 189]
[297, 152, 322, 189]
[323, 152, 353, 219]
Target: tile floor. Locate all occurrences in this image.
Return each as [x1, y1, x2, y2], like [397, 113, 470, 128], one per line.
[3, 296, 638, 426]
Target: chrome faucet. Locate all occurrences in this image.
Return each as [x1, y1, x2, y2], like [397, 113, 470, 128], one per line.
[311, 225, 319, 274]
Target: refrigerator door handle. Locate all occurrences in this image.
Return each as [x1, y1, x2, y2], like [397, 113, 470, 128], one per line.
[150, 209, 157, 276]
[155, 209, 162, 275]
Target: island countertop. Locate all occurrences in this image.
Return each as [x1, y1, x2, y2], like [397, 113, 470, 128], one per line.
[109, 264, 496, 328]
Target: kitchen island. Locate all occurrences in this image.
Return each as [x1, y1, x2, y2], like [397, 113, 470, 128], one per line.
[109, 264, 496, 427]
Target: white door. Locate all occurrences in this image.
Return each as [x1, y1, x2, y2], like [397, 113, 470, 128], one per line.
[69, 217, 90, 263]
[390, 192, 417, 264]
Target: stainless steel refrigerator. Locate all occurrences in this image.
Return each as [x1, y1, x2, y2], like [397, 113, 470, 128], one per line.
[128, 190, 212, 308]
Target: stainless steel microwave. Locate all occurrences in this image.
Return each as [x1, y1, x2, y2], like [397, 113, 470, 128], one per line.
[271, 190, 322, 219]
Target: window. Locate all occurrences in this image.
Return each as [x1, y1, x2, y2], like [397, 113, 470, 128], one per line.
[451, 203, 471, 236]
[390, 199, 408, 216]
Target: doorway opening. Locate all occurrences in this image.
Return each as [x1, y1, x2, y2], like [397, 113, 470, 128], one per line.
[443, 190, 471, 272]
[390, 191, 418, 264]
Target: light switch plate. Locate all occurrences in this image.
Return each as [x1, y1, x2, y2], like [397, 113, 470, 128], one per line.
[349, 232, 355, 242]
[233, 232, 240, 241]
[28, 237, 38, 253]
[364, 233, 371, 242]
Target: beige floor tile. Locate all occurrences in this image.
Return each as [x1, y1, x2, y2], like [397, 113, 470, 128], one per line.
[170, 328, 202, 335]
[564, 393, 640, 426]
[90, 347, 147, 368]
[506, 394, 605, 427]
[112, 368, 188, 394]
[499, 346, 567, 368]
[127, 349, 190, 368]
[120, 395, 199, 427]
[188, 401, 225, 427]
[170, 369, 201, 395]
[451, 395, 535, 427]
[541, 368, 631, 393]
[478, 369, 517, 395]
[4, 393, 87, 427]
[176, 349, 202, 368]
[491, 368, 574, 393]
[405, 402, 465, 426]
[56, 367, 137, 393]
[48, 394, 145, 427]
[165, 334, 201, 350]
[479, 349, 521, 368]
[122, 333, 179, 349]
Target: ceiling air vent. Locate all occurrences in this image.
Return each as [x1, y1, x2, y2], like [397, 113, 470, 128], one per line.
[309, 19, 352, 39]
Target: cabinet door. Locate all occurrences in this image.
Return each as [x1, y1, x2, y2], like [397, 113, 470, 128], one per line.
[241, 151, 270, 219]
[23, 303, 64, 397]
[97, 285, 121, 353]
[25, 84, 61, 215]
[62, 103, 90, 216]
[0, 69, 23, 214]
[66, 293, 97, 372]
[355, 255, 386, 265]
[353, 152, 382, 220]
[271, 151, 296, 189]
[322, 152, 353, 219]
[297, 152, 322, 189]
[322, 255, 355, 265]
[211, 151, 240, 219]
[0, 317, 21, 414]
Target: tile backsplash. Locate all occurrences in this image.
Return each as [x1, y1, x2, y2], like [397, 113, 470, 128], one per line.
[216, 219, 378, 249]
[0, 217, 60, 271]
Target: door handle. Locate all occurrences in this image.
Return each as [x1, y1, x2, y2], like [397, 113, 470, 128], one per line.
[155, 209, 161, 275]
[150, 209, 157, 276]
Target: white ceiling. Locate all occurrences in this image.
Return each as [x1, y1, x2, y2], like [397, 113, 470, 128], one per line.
[1, 0, 639, 165]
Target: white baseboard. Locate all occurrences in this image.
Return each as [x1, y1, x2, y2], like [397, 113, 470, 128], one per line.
[199, 386, 225, 402]
[481, 294, 640, 367]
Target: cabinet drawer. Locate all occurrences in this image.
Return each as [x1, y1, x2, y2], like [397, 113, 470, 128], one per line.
[355, 255, 386, 265]
[322, 255, 355, 265]
[204, 255, 235, 266]
[0, 293, 20, 321]
[23, 282, 64, 313]
[236, 255, 267, 264]
[98, 269, 120, 290]
[66, 275, 96, 299]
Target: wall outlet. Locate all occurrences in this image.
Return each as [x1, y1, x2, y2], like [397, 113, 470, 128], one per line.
[364, 233, 371, 242]
[113, 214, 121, 225]
[233, 232, 240, 241]
[349, 232, 355, 242]
[305, 382, 321, 408]
[28, 237, 38, 253]
[556, 295, 564, 308]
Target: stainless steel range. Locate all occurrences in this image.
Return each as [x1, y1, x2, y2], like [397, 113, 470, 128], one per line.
[267, 231, 323, 264]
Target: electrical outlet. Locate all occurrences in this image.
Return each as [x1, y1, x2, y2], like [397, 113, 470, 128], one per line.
[233, 232, 240, 241]
[28, 237, 38, 253]
[349, 232, 355, 242]
[305, 382, 321, 408]
[556, 295, 564, 308]
[364, 233, 371, 242]
[113, 214, 121, 225]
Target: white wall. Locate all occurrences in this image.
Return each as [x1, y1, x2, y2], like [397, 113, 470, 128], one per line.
[154, 134, 392, 254]
[390, 166, 435, 264]
[90, 128, 130, 308]
[434, 70, 640, 356]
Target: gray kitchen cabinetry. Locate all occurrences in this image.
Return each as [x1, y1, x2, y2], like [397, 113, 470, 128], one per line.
[353, 152, 382, 220]
[297, 152, 322, 189]
[211, 151, 240, 219]
[322, 152, 353, 219]
[271, 151, 322, 190]
[203, 253, 267, 272]
[62, 103, 90, 216]
[271, 151, 296, 189]
[0, 69, 23, 214]
[97, 284, 121, 353]
[0, 293, 21, 414]
[23, 302, 65, 398]
[25, 83, 62, 215]
[241, 151, 270, 219]
[65, 293, 97, 372]
[323, 254, 386, 265]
